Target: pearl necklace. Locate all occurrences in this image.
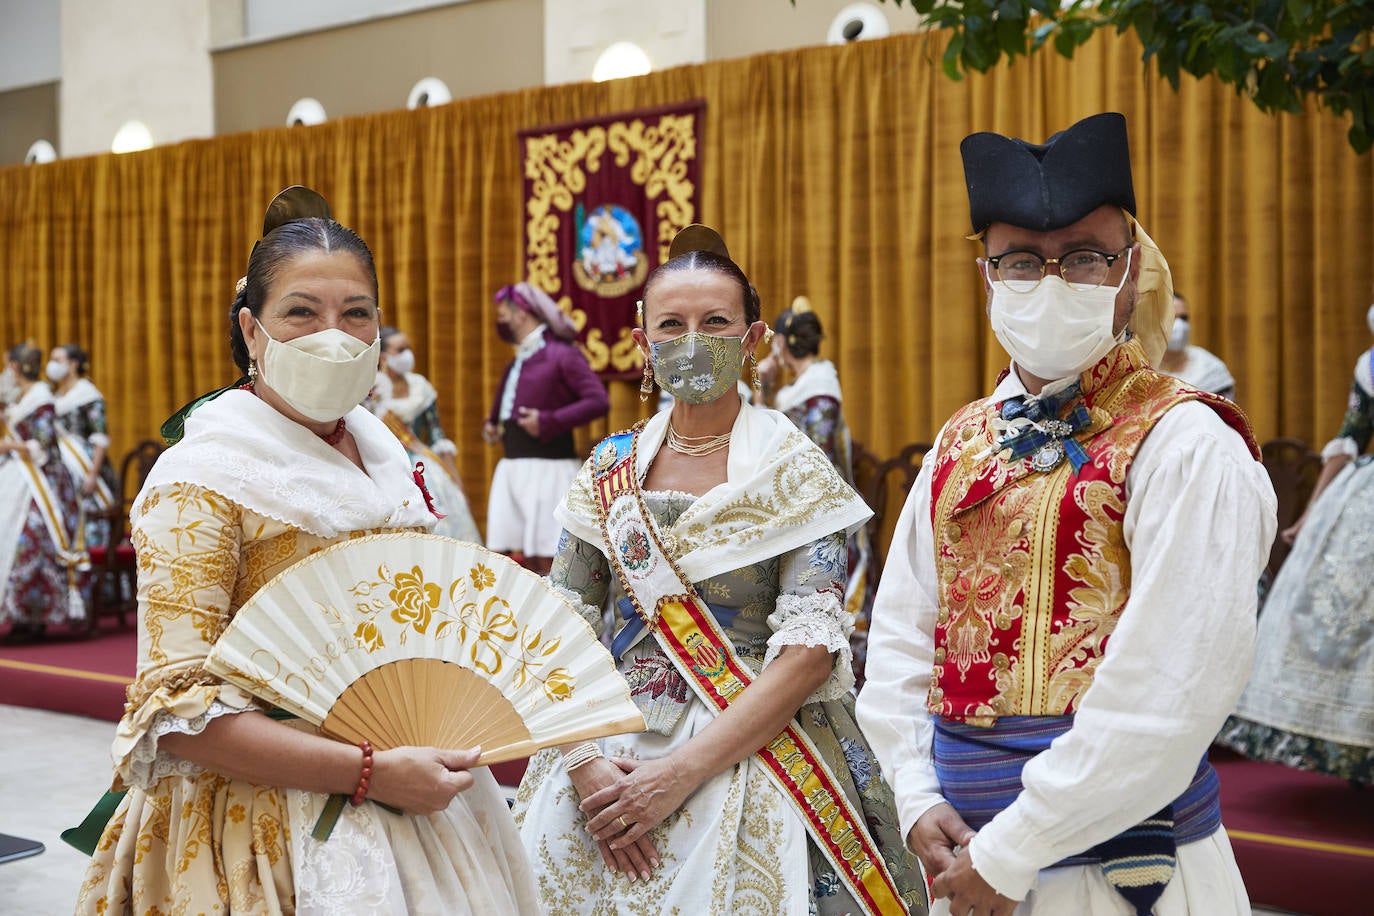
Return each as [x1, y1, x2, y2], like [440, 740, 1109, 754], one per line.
[666, 425, 731, 457]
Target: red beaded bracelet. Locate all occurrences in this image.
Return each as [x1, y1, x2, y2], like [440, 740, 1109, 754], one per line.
[349, 740, 373, 806]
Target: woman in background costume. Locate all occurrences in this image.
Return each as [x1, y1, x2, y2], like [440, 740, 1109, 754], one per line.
[1218, 302, 1374, 785]
[369, 325, 482, 543]
[49, 343, 119, 550]
[0, 342, 86, 638]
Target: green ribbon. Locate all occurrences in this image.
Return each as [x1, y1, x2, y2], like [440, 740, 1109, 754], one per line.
[159, 377, 249, 446]
[62, 709, 393, 854]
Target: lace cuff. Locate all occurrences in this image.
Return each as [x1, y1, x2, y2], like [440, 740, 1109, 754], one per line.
[432, 438, 458, 456]
[764, 592, 854, 702]
[1321, 436, 1359, 461]
[552, 584, 605, 633]
[89, 432, 111, 450]
[125, 700, 253, 789]
[24, 440, 45, 465]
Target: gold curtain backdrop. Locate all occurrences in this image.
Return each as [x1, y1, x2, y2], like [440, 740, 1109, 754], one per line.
[2, 28, 1371, 536]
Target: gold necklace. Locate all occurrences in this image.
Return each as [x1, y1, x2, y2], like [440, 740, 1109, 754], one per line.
[666, 425, 731, 456]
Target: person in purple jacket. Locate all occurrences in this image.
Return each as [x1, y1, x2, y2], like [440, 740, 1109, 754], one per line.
[483, 282, 610, 574]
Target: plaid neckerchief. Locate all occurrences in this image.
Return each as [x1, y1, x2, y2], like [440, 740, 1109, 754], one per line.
[993, 383, 1092, 473]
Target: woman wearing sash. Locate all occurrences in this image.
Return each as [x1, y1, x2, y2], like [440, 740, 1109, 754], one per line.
[75, 188, 538, 915]
[513, 227, 924, 915]
[0, 342, 86, 639]
[369, 325, 482, 543]
[49, 343, 119, 550]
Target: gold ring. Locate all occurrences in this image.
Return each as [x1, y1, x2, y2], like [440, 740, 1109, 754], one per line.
[618, 816, 629, 830]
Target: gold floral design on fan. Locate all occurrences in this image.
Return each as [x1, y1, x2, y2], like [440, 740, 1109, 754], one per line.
[346, 561, 576, 702]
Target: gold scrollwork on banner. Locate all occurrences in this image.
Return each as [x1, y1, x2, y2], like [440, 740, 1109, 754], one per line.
[523, 110, 699, 375]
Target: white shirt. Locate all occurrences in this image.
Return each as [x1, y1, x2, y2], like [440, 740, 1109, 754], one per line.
[498, 325, 547, 422]
[856, 364, 1276, 904]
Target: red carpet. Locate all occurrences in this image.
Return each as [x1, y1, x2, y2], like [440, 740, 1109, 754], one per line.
[0, 619, 134, 721]
[1213, 745, 1374, 916]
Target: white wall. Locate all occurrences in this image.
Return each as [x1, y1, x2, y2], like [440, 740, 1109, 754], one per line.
[0, 0, 61, 91]
[59, 0, 215, 156]
[543, 0, 704, 86]
[240, 0, 470, 45]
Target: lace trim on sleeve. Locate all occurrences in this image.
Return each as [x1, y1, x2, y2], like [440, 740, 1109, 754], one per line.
[764, 591, 855, 702]
[89, 432, 111, 450]
[432, 438, 457, 456]
[125, 700, 251, 789]
[551, 584, 606, 632]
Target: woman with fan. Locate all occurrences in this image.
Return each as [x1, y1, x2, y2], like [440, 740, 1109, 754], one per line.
[76, 188, 539, 915]
[513, 226, 925, 914]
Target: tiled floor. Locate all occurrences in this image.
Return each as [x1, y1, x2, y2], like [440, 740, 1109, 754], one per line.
[0, 704, 1307, 915]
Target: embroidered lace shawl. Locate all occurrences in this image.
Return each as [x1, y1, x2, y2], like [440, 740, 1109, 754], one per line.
[135, 389, 436, 538]
[55, 377, 105, 415]
[369, 371, 438, 425]
[775, 359, 844, 414]
[556, 397, 871, 583]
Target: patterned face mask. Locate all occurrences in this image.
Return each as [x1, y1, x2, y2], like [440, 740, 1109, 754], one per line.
[649, 331, 745, 405]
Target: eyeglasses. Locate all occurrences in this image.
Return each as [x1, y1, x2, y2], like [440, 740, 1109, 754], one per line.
[985, 247, 1129, 292]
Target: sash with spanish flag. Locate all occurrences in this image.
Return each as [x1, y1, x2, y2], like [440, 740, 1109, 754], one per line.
[591, 426, 920, 915]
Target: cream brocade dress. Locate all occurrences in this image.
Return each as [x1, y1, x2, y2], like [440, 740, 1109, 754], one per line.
[76, 393, 538, 916]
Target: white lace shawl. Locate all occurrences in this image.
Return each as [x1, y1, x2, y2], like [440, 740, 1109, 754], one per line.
[556, 397, 872, 584]
[774, 359, 843, 415]
[54, 376, 104, 415]
[133, 389, 437, 538]
[368, 371, 438, 425]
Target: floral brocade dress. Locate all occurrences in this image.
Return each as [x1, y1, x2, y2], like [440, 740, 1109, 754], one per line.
[54, 386, 119, 548]
[513, 490, 922, 915]
[1, 397, 85, 628]
[779, 392, 877, 685]
[1218, 348, 1374, 784]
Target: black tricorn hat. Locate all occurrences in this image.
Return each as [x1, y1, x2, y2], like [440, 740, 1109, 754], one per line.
[960, 112, 1136, 234]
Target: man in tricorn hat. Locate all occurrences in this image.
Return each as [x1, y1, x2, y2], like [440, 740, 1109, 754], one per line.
[857, 113, 1277, 914]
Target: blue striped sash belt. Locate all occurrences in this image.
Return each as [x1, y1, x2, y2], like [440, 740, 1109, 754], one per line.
[933, 715, 1221, 868]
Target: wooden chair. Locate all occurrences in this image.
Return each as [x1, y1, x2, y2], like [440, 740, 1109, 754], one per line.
[1259, 437, 1322, 582]
[87, 439, 165, 633]
[851, 439, 932, 590]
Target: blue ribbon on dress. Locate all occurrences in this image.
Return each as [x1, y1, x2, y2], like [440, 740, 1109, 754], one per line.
[610, 596, 739, 661]
[995, 385, 1093, 473]
[932, 715, 1221, 916]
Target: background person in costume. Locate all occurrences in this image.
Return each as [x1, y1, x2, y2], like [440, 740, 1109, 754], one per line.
[759, 296, 876, 685]
[49, 343, 120, 550]
[512, 227, 923, 915]
[1217, 299, 1374, 785]
[482, 281, 609, 575]
[369, 324, 482, 543]
[76, 188, 538, 915]
[0, 341, 87, 640]
[857, 113, 1276, 916]
[1157, 291, 1236, 399]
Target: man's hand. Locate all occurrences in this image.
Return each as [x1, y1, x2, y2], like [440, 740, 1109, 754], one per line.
[514, 407, 540, 438]
[931, 847, 1017, 916]
[481, 420, 501, 445]
[907, 802, 975, 881]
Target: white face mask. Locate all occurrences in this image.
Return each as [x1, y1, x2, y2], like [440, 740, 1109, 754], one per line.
[46, 360, 70, 382]
[1168, 317, 1191, 352]
[987, 249, 1132, 382]
[256, 320, 380, 422]
[386, 348, 415, 375]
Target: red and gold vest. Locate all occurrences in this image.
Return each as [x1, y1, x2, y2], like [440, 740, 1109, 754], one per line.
[927, 340, 1258, 726]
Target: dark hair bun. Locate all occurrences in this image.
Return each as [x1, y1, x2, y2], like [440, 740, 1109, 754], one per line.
[779, 311, 823, 358]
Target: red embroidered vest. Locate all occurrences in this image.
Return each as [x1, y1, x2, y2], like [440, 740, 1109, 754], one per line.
[927, 340, 1258, 726]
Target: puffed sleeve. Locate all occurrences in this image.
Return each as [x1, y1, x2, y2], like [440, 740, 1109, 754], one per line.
[110, 483, 260, 789]
[547, 529, 612, 637]
[763, 531, 854, 701]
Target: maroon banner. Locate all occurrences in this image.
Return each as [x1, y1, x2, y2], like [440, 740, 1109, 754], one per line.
[520, 100, 705, 380]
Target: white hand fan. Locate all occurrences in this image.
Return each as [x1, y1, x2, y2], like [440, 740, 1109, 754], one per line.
[205, 532, 644, 764]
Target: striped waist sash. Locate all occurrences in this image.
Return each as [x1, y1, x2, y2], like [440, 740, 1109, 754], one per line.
[933, 716, 1221, 869]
